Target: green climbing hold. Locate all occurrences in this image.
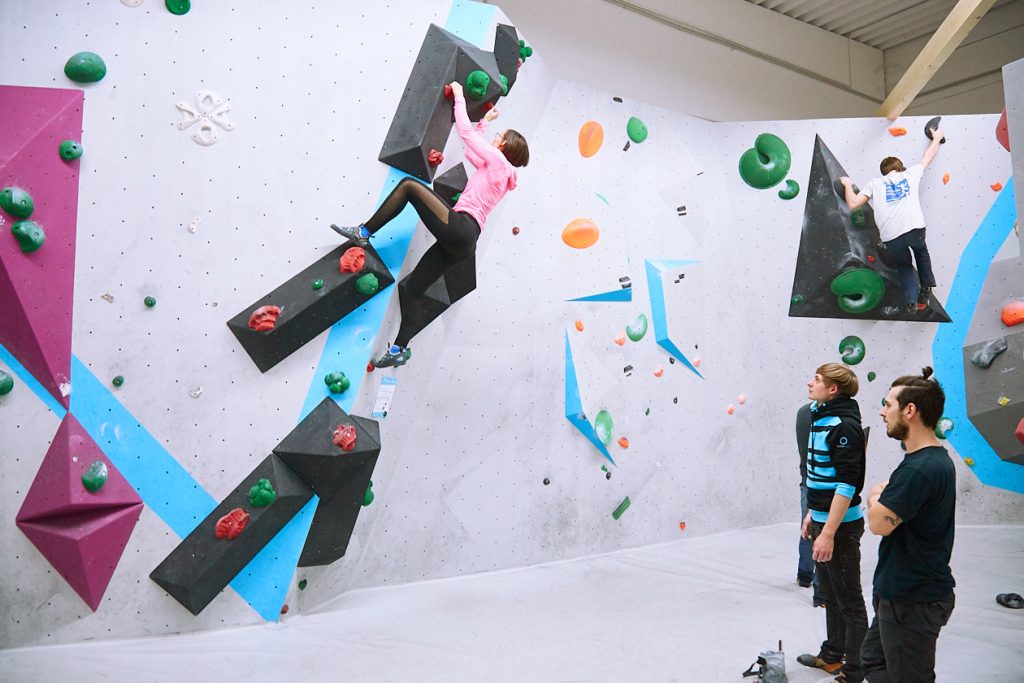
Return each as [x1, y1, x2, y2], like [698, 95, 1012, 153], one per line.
[465, 70, 491, 99]
[0, 187, 34, 218]
[11, 220, 45, 253]
[838, 335, 866, 365]
[165, 0, 191, 15]
[112, 375, 124, 387]
[0, 370, 13, 396]
[312, 278, 325, 290]
[298, 579, 308, 590]
[355, 273, 379, 295]
[626, 314, 648, 342]
[791, 294, 805, 305]
[81, 461, 108, 493]
[778, 179, 800, 200]
[59, 140, 83, 160]
[64, 52, 107, 83]
[738, 133, 792, 189]
[934, 416, 954, 440]
[500, 74, 509, 95]
[324, 371, 350, 394]
[850, 208, 867, 228]
[363, 481, 375, 506]
[867, 371, 877, 382]
[612, 496, 631, 520]
[594, 410, 613, 446]
[249, 478, 277, 507]
[144, 296, 156, 308]
[830, 268, 886, 314]
[518, 40, 533, 61]
[452, 192, 462, 204]
[626, 117, 648, 144]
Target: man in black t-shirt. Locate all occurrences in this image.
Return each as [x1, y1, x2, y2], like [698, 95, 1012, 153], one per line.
[863, 367, 955, 682]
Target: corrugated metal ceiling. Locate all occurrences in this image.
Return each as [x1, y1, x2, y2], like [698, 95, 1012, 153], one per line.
[744, 0, 1015, 50]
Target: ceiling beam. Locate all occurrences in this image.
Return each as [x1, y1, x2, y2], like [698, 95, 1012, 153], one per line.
[876, 0, 998, 119]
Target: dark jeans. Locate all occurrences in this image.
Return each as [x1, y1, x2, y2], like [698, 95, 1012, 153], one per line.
[881, 228, 935, 304]
[811, 518, 868, 682]
[798, 485, 823, 604]
[862, 592, 955, 683]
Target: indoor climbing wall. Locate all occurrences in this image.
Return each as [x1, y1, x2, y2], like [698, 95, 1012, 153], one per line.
[1, 0, 1022, 652]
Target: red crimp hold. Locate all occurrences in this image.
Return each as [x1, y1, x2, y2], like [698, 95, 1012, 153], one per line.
[1016, 417, 1024, 446]
[339, 247, 366, 274]
[333, 424, 357, 451]
[482, 102, 494, 112]
[428, 149, 444, 166]
[215, 507, 250, 540]
[366, 362, 375, 373]
[248, 305, 281, 332]
[443, 84, 453, 100]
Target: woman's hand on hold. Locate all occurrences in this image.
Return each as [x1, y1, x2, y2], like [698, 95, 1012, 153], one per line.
[484, 107, 500, 123]
[449, 81, 463, 98]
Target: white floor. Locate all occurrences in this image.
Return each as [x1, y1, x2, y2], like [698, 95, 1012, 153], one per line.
[2, 524, 1021, 683]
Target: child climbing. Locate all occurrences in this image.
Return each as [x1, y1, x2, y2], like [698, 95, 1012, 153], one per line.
[839, 125, 944, 313]
[331, 80, 529, 368]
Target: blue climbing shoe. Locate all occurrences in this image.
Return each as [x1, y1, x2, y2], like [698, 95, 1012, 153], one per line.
[373, 345, 411, 369]
[330, 223, 369, 247]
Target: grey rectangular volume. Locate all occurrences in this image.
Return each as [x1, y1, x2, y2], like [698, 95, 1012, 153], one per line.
[962, 330, 1024, 464]
[149, 454, 313, 616]
[226, 242, 395, 372]
[1003, 58, 1024, 268]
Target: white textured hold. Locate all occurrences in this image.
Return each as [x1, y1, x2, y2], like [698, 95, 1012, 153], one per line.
[188, 386, 203, 399]
[59, 381, 72, 397]
[187, 216, 201, 234]
[101, 293, 115, 303]
[176, 90, 235, 146]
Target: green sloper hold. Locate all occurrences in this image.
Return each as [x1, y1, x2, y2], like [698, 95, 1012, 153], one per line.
[626, 314, 648, 342]
[465, 70, 490, 99]
[594, 410, 613, 446]
[59, 140, 83, 160]
[324, 371, 350, 394]
[626, 117, 648, 144]
[362, 481, 374, 506]
[499, 75, 509, 95]
[850, 208, 867, 228]
[838, 335, 866, 365]
[0, 370, 14, 396]
[612, 496, 631, 520]
[738, 133, 792, 189]
[165, 0, 191, 14]
[934, 416, 954, 440]
[64, 52, 107, 83]
[82, 461, 108, 493]
[519, 40, 533, 61]
[0, 187, 34, 218]
[778, 179, 800, 200]
[867, 371, 877, 382]
[830, 268, 886, 314]
[249, 478, 277, 507]
[11, 220, 45, 253]
[355, 273, 379, 295]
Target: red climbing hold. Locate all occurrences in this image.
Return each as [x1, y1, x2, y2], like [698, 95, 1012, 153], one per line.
[1002, 301, 1024, 327]
[248, 305, 281, 332]
[333, 424, 357, 451]
[1015, 418, 1024, 446]
[888, 127, 907, 137]
[339, 247, 366, 273]
[991, 182, 1003, 192]
[215, 508, 250, 540]
[443, 84, 453, 100]
[996, 107, 1010, 152]
[366, 362, 375, 373]
[512, 226, 520, 235]
[867, 255, 876, 263]
[428, 149, 444, 166]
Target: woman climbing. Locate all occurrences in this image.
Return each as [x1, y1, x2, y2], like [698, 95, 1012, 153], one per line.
[331, 80, 529, 368]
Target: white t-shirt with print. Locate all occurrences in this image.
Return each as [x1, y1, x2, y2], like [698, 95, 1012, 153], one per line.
[861, 163, 926, 242]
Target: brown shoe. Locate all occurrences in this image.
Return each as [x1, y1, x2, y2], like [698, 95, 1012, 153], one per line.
[797, 654, 843, 674]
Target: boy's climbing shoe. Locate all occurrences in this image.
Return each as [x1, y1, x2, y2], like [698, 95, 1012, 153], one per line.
[330, 223, 369, 246]
[372, 345, 411, 369]
[797, 654, 843, 674]
[916, 286, 933, 311]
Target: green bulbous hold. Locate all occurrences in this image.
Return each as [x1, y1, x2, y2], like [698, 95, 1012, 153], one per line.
[500, 74, 509, 95]
[59, 140, 83, 160]
[0, 370, 14, 396]
[0, 187, 34, 218]
[838, 335, 866, 365]
[355, 273, 379, 295]
[850, 207, 867, 228]
[830, 268, 886, 314]
[518, 40, 533, 60]
[362, 481, 374, 506]
[867, 371, 877, 382]
[82, 461, 108, 493]
[112, 375, 124, 387]
[594, 410, 614, 446]
[11, 220, 45, 253]
[324, 371, 350, 394]
[626, 314, 648, 342]
[738, 133, 792, 189]
[312, 278, 325, 290]
[64, 52, 107, 83]
[249, 478, 277, 507]
[791, 294, 805, 305]
[465, 70, 490, 99]
[165, 0, 191, 15]
[626, 117, 648, 144]
[144, 296, 156, 308]
[778, 179, 800, 200]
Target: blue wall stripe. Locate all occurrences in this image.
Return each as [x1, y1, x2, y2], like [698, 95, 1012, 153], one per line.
[645, 259, 703, 378]
[565, 332, 615, 465]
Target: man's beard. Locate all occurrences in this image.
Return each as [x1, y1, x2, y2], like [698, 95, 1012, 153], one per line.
[886, 419, 909, 441]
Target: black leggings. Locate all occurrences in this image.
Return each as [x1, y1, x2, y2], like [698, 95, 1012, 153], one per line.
[364, 178, 480, 347]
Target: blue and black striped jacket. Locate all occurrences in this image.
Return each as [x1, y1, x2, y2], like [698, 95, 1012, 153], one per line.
[806, 396, 866, 523]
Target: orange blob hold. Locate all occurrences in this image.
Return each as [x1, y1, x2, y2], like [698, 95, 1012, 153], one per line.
[888, 127, 907, 136]
[726, 404, 735, 415]
[1002, 300, 1024, 327]
[942, 172, 950, 185]
[679, 521, 686, 531]
[578, 120, 604, 158]
[692, 357, 702, 368]
[992, 182, 1004, 191]
[280, 603, 289, 615]
[613, 334, 626, 346]
[574, 319, 584, 332]
[653, 365, 664, 377]
[617, 437, 629, 449]
[562, 218, 599, 249]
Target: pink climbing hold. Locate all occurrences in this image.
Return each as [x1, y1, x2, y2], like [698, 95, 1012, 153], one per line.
[428, 149, 444, 166]
[333, 424, 357, 451]
[1016, 417, 1024, 446]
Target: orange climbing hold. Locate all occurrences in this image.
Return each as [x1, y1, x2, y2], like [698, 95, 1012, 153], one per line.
[562, 218, 599, 249]
[653, 365, 664, 377]
[340, 247, 366, 273]
[888, 127, 907, 136]
[1001, 300, 1024, 327]
[679, 521, 687, 531]
[726, 404, 735, 415]
[574, 319, 584, 332]
[992, 182, 1003, 191]
[578, 121, 604, 158]
[942, 173, 950, 185]
[617, 437, 629, 449]
[614, 334, 626, 346]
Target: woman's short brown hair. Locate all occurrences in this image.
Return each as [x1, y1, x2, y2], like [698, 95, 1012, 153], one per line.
[501, 129, 529, 167]
[880, 156, 905, 175]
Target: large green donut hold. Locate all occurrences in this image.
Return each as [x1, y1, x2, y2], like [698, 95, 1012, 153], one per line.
[738, 133, 792, 189]
[830, 268, 886, 314]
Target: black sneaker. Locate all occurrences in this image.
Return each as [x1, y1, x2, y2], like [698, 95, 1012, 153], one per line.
[330, 223, 369, 247]
[797, 654, 843, 674]
[917, 286, 932, 305]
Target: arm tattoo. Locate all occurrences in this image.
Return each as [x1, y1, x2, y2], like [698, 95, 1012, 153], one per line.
[883, 513, 903, 528]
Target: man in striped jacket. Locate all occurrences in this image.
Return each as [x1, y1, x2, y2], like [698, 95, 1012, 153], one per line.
[797, 363, 868, 683]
